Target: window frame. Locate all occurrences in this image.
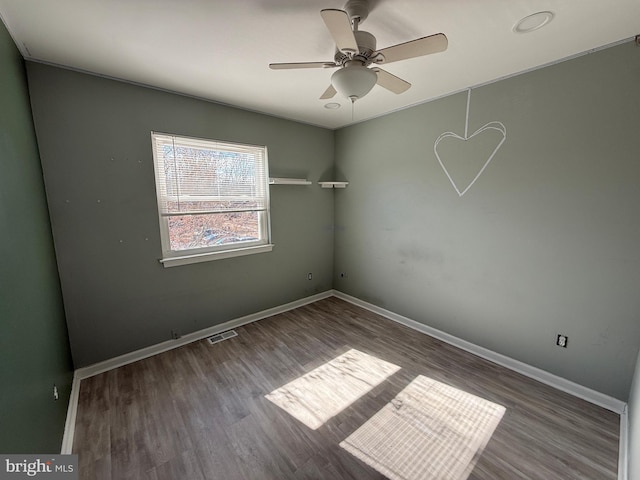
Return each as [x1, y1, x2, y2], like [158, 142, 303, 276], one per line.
[150, 132, 273, 267]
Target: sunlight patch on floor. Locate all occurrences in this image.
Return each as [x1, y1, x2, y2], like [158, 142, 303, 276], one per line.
[340, 375, 506, 480]
[265, 349, 401, 429]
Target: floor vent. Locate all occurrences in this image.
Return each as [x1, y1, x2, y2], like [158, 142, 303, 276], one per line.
[207, 330, 238, 345]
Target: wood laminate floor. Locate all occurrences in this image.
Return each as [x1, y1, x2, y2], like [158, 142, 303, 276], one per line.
[72, 297, 620, 479]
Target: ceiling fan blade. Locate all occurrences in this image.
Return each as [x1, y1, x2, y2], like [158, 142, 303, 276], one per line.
[321, 9, 358, 54]
[373, 68, 411, 94]
[375, 33, 448, 64]
[320, 85, 337, 100]
[269, 62, 337, 70]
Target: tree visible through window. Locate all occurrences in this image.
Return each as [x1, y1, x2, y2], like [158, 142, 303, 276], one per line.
[151, 132, 271, 265]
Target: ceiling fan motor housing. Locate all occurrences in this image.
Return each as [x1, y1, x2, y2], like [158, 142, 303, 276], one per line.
[334, 30, 377, 65]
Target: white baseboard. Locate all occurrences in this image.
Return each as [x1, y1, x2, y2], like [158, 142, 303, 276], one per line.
[334, 289, 629, 477]
[61, 291, 333, 454]
[74, 291, 333, 380]
[63, 288, 628, 476]
[60, 372, 80, 454]
[332, 290, 627, 415]
[619, 405, 628, 480]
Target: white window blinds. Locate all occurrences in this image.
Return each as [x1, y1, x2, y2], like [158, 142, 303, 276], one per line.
[151, 132, 269, 217]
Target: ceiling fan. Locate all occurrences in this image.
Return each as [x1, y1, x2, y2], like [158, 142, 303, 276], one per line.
[269, 0, 448, 102]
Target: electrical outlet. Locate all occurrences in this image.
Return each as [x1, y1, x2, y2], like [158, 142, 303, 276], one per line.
[556, 334, 568, 348]
[53, 384, 59, 401]
[308, 273, 313, 280]
[171, 330, 180, 340]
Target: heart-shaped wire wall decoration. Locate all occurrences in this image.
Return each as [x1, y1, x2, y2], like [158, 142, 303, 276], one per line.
[434, 89, 507, 197]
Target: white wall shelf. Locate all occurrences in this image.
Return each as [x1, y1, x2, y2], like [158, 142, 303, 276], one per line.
[319, 181, 349, 189]
[269, 177, 312, 185]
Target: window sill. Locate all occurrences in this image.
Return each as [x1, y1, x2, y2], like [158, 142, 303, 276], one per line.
[159, 244, 274, 268]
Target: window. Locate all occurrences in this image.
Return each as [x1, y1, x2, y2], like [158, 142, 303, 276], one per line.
[151, 132, 272, 267]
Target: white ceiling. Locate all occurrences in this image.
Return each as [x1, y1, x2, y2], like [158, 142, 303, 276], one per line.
[1, 0, 638, 129]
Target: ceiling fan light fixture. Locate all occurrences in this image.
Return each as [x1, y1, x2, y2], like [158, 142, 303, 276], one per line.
[331, 64, 377, 101]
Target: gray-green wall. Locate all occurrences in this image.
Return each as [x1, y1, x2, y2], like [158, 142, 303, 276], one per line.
[334, 41, 640, 401]
[21, 36, 640, 401]
[629, 351, 640, 479]
[0, 22, 73, 452]
[26, 63, 335, 368]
